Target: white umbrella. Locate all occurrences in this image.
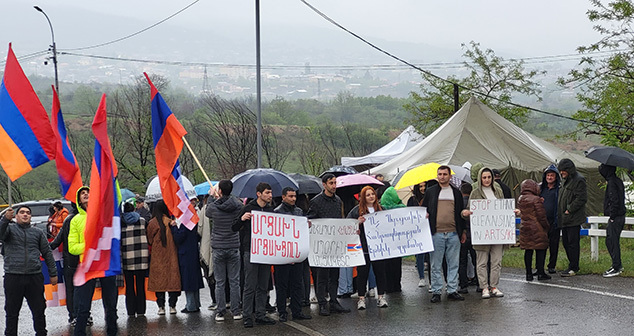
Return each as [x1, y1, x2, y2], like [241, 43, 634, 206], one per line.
[145, 175, 197, 203]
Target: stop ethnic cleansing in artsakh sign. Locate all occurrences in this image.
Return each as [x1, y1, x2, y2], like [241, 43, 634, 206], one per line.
[469, 199, 517, 245]
[250, 211, 310, 265]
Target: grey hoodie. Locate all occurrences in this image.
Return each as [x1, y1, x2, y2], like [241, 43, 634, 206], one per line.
[206, 195, 243, 249]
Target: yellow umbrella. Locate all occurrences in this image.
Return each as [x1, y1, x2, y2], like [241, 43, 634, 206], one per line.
[394, 163, 453, 190]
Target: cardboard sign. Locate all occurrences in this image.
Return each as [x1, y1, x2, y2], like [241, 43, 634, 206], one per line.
[470, 199, 516, 245]
[250, 211, 310, 265]
[308, 218, 366, 268]
[362, 207, 434, 261]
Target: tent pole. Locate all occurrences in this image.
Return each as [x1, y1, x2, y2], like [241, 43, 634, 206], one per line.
[453, 84, 460, 112]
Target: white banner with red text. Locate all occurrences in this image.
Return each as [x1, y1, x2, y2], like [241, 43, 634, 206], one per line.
[250, 211, 310, 265]
[469, 199, 516, 245]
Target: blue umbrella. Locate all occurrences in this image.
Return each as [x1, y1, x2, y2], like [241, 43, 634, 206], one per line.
[120, 188, 136, 201]
[194, 181, 218, 196]
[231, 168, 299, 199]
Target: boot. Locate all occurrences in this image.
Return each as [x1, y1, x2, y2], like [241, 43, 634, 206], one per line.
[318, 304, 330, 316]
[330, 301, 350, 313]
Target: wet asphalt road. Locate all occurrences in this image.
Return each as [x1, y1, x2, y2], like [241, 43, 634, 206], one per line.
[2, 259, 634, 336]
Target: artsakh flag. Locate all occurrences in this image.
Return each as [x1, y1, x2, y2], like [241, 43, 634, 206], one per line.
[347, 243, 362, 252]
[145, 73, 198, 230]
[74, 94, 121, 286]
[0, 44, 56, 180]
[51, 86, 83, 201]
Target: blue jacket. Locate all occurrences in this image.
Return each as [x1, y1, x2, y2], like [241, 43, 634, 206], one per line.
[540, 164, 560, 228]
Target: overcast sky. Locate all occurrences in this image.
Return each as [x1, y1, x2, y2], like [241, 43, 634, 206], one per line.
[2, 0, 601, 63]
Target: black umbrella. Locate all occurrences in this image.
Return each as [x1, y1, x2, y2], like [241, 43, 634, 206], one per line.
[288, 173, 323, 195]
[319, 165, 358, 178]
[231, 168, 299, 199]
[585, 146, 634, 171]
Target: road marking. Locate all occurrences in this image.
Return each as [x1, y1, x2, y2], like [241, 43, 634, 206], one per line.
[501, 277, 634, 301]
[284, 321, 326, 336]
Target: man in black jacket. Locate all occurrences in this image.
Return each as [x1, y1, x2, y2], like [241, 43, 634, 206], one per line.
[492, 169, 512, 199]
[599, 164, 627, 278]
[273, 187, 312, 322]
[233, 182, 276, 328]
[557, 159, 587, 277]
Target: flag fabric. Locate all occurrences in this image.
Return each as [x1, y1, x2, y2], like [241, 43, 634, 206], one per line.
[51, 86, 82, 201]
[145, 73, 199, 230]
[74, 94, 122, 286]
[0, 43, 56, 180]
[42, 249, 66, 307]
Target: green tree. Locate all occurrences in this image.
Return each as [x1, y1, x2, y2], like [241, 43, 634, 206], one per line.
[405, 41, 545, 134]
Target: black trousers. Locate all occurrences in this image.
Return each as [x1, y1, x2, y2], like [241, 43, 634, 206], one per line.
[524, 249, 547, 275]
[4, 273, 47, 336]
[64, 266, 77, 321]
[356, 254, 387, 297]
[301, 260, 311, 304]
[155, 291, 180, 308]
[606, 215, 626, 270]
[274, 263, 304, 316]
[123, 270, 147, 316]
[316, 267, 339, 306]
[561, 226, 580, 271]
[459, 237, 477, 288]
[384, 257, 402, 293]
[547, 224, 560, 270]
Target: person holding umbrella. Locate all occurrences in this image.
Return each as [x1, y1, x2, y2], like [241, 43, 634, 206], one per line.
[599, 164, 626, 277]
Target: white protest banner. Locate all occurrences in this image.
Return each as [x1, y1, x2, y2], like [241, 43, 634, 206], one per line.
[470, 199, 516, 245]
[308, 218, 365, 268]
[362, 207, 433, 261]
[250, 211, 310, 265]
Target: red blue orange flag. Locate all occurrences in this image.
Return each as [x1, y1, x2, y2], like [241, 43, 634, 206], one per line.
[51, 86, 83, 201]
[145, 73, 199, 230]
[74, 94, 121, 286]
[0, 44, 56, 180]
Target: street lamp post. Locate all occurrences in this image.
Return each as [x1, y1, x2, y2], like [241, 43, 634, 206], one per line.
[255, 0, 262, 168]
[34, 6, 59, 93]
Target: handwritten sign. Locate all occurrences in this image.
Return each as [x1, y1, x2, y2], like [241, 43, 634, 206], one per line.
[308, 218, 366, 268]
[362, 207, 433, 261]
[470, 199, 516, 245]
[250, 211, 310, 265]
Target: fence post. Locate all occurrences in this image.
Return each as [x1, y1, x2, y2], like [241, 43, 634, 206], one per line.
[590, 219, 599, 262]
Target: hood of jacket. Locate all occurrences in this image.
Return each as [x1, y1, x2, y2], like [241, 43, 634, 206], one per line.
[557, 159, 577, 178]
[471, 162, 485, 182]
[520, 179, 540, 196]
[214, 195, 243, 213]
[122, 211, 141, 225]
[380, 186, 405, 210]
[599, 164, 616, 180]
[541, 164, 560, 190]
[75, 186, 90, 216]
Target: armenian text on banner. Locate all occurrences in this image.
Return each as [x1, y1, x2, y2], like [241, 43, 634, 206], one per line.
[470, 198, 516, 245]
[308, 218, 365, 268]
[362, 207, 434, 261]
[250, 211, 309, 265]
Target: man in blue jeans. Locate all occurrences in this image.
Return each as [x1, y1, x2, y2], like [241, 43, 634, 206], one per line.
[206, 179, 244, 321]
[422, 166, 466, 303]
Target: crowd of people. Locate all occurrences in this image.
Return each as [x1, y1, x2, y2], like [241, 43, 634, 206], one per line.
[0, 159, 627, 335]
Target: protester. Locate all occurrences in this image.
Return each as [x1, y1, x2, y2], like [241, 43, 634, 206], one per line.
[1, 206, 58, 336]
[599, 164, 626, 277]
[135, 197, 151, 224]
[380, 186, 405, 293]
[273, 187, 313, 321]
[47, 201, 69, 238]
[518, 179, 551, 281]
[423, 166, 466, 303]
[375, 173, 391, 200]
[233, 182, 277, 328]
[197, 195, 216, 310]
[557, 159, 587, 277]
[120, 200, 149, 317]
[492, 169, 512, 198]
[172, 215, 204, 313]
[540, 164, 560, 274]
[407, 181, 433, 290]
[146, 200, 181, 315]
[348, 186, 389, 310]
[458, 182, 478, 293]
[206, 180, 243, 321]
[68, 186, 119, 336]
[306, 173, 351, 317]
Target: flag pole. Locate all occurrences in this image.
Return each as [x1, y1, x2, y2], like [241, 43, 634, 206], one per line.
[182, 136, 213, 188]
[7, 176, 11, 205]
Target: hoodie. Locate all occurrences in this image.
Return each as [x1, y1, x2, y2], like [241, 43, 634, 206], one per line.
[557, 159, 587, 227]
[540, 164, 560, 227]
[207, 195, 243, 249]
[68, 186, 90, 258]
[599, 164, 626, 218]
[380, 186, 406, 210]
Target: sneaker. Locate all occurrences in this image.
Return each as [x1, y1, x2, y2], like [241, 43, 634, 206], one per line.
[233, 313, 243, 320]
[158, 307, 166, 315]
[169, 307, 177, 314]
[87, 316, 93, 326]
[430, 294, 441, 303]
[560, 269, 576, 277]
[215, 312, 225, 322]
[457, 287, 468, 294]
[368, 288, 376, 297]
[481, 288, 491, 299]
[428, 285, 432, 293]
[547, 268, 556, 274]
[377, 296, 388, 308]
[70, 318, 77, 326]
[447, 292, 465, 301]
[603, 267, 623, 278]
[208, 304, 217, 310]
[538, 274, 552, 280]
[310, 296, 318, 304]
[418, 278, 427, 288]
[357, 299, 366, 310]
[350, 293, 359, 299]
[526, 274, 534, 281]
[491, 288, 504, 297]
[255, 316, 276, 325]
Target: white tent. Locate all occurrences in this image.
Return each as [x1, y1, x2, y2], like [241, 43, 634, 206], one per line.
[370, 97, 603, 214]
[341, 125, 424, 168]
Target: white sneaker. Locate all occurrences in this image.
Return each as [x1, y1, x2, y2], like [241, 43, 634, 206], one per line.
[377, 296, 388, 308]
[158, 307, 166, 315]
[215, 312, 225, 322]
[350, 293, 359, 299]
[233, 313, 243, 320]
[368, 288, 376, 297]
[207, 304, 217, 310]
[169, 307, 177, 314]
[481, 288, 491, 299]
[491, 288, 504, 297]
[357, 299, 366, 310]
[428, 285, 432, 293]
[418, 278, 427, 288]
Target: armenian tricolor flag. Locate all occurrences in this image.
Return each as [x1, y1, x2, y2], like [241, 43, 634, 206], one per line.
[74, 94, 121, 286]
[0, 44, 55, 180]
[51, 86, 82, 201]
[145, 73, 198, 230]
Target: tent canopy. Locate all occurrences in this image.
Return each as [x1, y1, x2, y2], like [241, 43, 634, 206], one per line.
[370, 97, 603, 214]
[341, 125, 424, 168]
